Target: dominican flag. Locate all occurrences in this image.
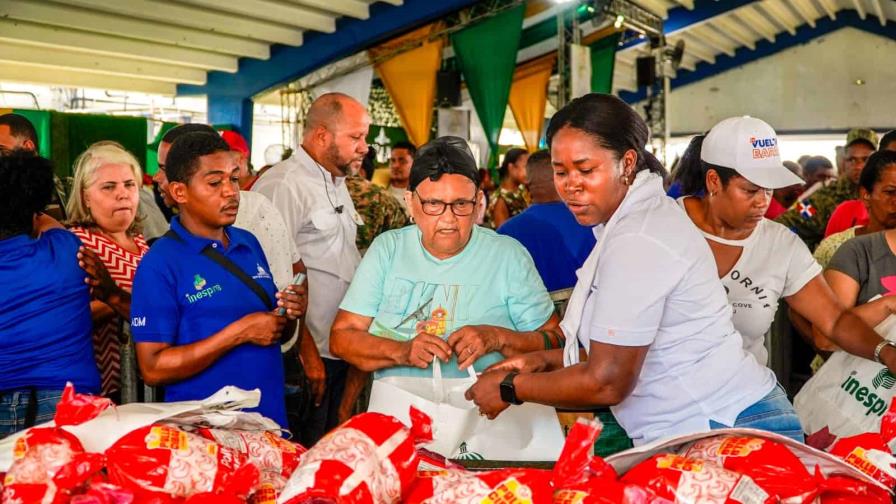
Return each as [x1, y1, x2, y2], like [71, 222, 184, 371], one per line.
[798, 201, 815, 219]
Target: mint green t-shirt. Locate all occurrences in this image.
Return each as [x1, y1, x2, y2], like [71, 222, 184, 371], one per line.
[340, 225, 554, 379]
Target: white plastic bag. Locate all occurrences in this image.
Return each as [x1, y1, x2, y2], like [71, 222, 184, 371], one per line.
[0, 386, 262, 472]
[367, 360, 564, 461]
[795, 313, 896, 449]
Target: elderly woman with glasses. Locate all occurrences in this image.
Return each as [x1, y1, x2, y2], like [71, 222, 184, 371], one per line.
[330, 136, 560, 386]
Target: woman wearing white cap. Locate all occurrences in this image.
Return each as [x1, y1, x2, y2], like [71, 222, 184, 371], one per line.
[675, 116, 896, 374]
[467, 95, 816, 446]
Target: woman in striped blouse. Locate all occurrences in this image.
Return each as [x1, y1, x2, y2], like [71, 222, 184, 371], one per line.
[67, 141, 149, 402]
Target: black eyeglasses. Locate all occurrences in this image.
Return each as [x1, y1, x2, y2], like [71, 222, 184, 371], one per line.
[414, 191, 477, 216]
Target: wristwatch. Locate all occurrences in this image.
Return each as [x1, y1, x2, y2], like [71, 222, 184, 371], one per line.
[874, 340, 896, 364]
[499, 372, 523, 405]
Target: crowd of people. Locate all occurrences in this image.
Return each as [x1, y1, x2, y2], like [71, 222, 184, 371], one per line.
[3, 91, 896, 456]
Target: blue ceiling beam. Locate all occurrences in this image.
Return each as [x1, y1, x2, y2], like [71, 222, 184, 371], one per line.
[619, 10, 891, 103]
[178, 0, 477, 99]
[618, 0, 758, 51]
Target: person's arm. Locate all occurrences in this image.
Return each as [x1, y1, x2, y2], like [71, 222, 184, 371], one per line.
[793, 306, 842, 354]
[34, 213, 64, 234]
[136, 312, 286, 386]
[78, 246, 131, 318]
[298, 321, 326, 406]
[446, 314, 563, 370]
[90, 300, 117, 325]
[466, 340, 649, 418]
[337, 366, 370, 424]
[448, 240, 562, 369]
[485, 348, 566, 374]
[133, 248, 306, 387]
[787, 275, 896, 372]
[491, 198, 510, 229]
[823, 268, 896, 326]
[468, 232, 678, 417]
[288, 258, 325, 404]
[329, 309, 451, 372]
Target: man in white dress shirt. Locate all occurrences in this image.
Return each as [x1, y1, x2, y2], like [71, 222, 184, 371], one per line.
[254, 92, 367, 444]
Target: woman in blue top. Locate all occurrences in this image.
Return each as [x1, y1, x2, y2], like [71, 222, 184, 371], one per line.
[466, 94, 815, 446]
[0, 153, 123, 437]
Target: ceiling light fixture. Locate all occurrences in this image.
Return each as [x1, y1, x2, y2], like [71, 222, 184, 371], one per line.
[614, 14, 626, 29]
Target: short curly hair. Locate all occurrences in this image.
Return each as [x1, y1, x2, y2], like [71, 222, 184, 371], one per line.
[165, 131, 231, 184]
[0, 152, 55, 239]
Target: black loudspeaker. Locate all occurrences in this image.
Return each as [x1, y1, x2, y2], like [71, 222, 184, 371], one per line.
[436, 69, 461, 107]
[636, 56, 657, 87]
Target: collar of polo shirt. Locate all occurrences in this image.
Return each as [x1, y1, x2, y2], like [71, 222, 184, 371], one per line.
[170, 216, 250, 254]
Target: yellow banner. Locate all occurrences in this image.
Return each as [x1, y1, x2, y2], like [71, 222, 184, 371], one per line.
[508, 55, 555, 152]
[370, 24, 444, 147]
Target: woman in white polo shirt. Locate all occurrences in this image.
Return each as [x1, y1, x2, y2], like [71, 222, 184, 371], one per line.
[466, 94, 886, 446]
[674, 117, 896, 373]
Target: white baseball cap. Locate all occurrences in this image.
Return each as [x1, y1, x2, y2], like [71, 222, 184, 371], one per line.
[701, 116, 804, 190]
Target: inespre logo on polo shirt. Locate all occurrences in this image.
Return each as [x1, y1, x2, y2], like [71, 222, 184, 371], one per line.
[185, 273, 223, 304]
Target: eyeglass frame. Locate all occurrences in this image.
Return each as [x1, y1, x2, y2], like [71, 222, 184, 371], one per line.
[413, 190, 479, 216]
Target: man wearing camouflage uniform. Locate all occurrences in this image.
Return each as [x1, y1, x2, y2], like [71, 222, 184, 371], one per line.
[776, 128, 878, 251]
[346, 151, 409, 254]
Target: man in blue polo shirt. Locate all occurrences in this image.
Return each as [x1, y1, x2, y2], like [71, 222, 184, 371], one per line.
[130, 132, 305, 428]
[497, 150, 595, 292]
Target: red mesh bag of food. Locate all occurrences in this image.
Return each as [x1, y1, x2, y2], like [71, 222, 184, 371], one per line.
[551, 418, 663, 504]
[818, 476, 891, 504]
[68, 482, 137, 504]
[197, 428, 306, 493]
[553, 482, 667, 504]
[805, 466, 890, 504]
[552, 418, 615, 486]
[828, 398, 896, 488]
[404, 468, 553, 504]
[278, 407, 432, 504]
[54, 383, 113, 427]
[105, 424, 254, 501]
[1, 427, 104, 504]
[2, 383, 113, 504]
[621, 454, 775, 504]
[182, 463, 261, 504]
[681, 435, 816, 501]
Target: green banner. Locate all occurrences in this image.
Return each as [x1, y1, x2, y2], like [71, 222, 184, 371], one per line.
[50, 113, 148, 179]
[451, 4, 525, 168]
[590, 32, 622, 94]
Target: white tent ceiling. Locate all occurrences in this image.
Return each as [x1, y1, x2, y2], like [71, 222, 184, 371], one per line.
[0, 0, 401, 95]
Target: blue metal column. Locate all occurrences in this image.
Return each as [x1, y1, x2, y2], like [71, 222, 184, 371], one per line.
[207, 94, 254, 147]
